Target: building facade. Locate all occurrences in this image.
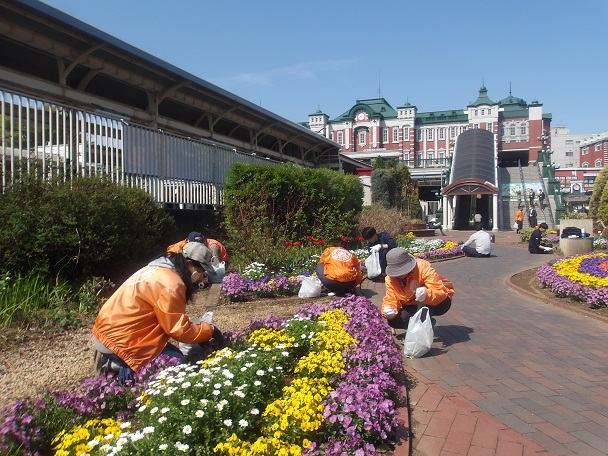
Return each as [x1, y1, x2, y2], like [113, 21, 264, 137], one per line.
[306, 86, 552, 170]
[550, 126, 595, 169]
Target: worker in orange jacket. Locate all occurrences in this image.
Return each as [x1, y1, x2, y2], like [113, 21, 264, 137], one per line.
[515, 209, 524, 233]
[93, 242, 223, 382]
[382, 247, 454, 330]
[315, 239, 363, 295]
[167, 232, 228, 264]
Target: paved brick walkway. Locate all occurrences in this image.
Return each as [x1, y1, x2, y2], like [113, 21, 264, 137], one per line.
[361, 230, 608, 456]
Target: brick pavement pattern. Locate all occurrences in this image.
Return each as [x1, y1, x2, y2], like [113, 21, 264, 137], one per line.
[361, 231, 608, 456]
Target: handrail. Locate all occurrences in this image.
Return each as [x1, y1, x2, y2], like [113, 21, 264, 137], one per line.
[519, 160, 529, 213]
[535, 161, 555, 227]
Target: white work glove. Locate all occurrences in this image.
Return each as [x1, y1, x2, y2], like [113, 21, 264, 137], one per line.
[415, 287, 427, 303]
[370, 244, 382, 253]
[543, 246, 553, 251]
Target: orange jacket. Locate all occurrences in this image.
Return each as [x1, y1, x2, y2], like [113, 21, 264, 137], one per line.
[92, 260, 213, 371]
[166, 238, 188, 255]
[205, 238, 229, 262]
[515, 211, 524, 222]
[319, 246, 363, 284]
[382, 258, 455, 319]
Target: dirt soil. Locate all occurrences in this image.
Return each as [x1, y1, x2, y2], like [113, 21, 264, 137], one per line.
[0, 291, 333, 414]
[2, 271, 607, 416]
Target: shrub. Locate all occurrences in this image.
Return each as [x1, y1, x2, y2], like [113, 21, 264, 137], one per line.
[0, 174, 176, 283]
[358, 204, 422, 238]
[223, 164, 362, 264]
[371, 169, 394, 208]
[589, 165, 608, 219]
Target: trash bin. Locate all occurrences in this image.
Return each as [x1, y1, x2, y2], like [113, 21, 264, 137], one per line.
[490, 234, 496, 243]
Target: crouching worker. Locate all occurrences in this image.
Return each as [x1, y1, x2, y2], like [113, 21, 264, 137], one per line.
[92, 242, 224, 383]
[382, 247, 455, 330]
[528, 222, 553, 254]
[315, 239, 363, 296]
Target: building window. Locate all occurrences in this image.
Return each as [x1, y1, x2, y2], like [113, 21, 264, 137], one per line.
[427, 152, 434, 163]
[486, 123, 492, 132]
[329, 132, 334, 141]
[481, 109, 485, 115]
[474, 109, 478, 116]
[474, 123, 479, 129]
[582, 146, 588, 155]
[520, 125, 527, 135]
[417, 129, 422, 141]
[382, 128, 388, 143]
[500, 126, 505, 136]
[359, 131, 366, 146]
[392, 128, 399, 142]
[438, 128, 444, 139]
[337, 131, 343, 144]
[510, 126, 516, 135]
[403, 127, 409, 141]
[488, 109, 491, 115]
[461, 126, 467, 133]
[595, 143, 602, 151]
[595, 159, 603, 167]
[450, 127, 456, 138]
[582, 161, 589, 168]
[565, 151, 573, 157]
[565, 139, 573, 145]
[427, 129, 433, 140]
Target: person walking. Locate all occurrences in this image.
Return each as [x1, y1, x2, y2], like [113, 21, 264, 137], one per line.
[528, 205, 537, 228]
[516, 189, 523, 208]
[528, 188, 535, 206]
[515, 208, 524, 233]
[538, 189, 546, 209]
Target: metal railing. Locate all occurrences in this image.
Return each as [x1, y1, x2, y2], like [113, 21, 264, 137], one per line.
[1, 88, 278, 207]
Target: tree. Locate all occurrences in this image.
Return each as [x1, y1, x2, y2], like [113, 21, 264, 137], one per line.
[589, 165, 608, 219]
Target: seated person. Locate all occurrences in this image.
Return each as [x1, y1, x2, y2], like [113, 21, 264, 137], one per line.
[461, 227, 492, 257]
[382, 248, 455, 330]
[529, 222, 553, 254]
[93, 242, 223, 383]
[428, 217, 446, 236]
[361, 226, 397, 277]
[315, 239, 363, 295]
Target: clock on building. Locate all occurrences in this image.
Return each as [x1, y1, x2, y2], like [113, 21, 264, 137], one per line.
[355, 110, 367, 121]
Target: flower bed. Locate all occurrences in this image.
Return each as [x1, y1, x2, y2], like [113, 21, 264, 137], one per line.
[536, 252, 608, 308]
[1, 296, 405, 455]
[223, 237, 462, 302]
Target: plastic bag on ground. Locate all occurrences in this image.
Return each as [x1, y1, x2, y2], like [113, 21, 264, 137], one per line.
[365, 250, 381, 279]
[298, 275, 322, 298]
[207, 259, 226, 283]
[404, 306, 434, 358]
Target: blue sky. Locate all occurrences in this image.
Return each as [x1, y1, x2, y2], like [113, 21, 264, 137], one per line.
[42, 0, 607, 134]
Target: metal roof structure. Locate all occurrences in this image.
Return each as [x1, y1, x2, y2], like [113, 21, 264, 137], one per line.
[0, 0, 343, 168]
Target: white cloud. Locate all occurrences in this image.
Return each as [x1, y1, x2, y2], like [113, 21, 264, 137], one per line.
[231, 59, 356, 86]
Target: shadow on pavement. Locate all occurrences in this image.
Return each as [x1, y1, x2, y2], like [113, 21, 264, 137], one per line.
[434, 325, 474, 346]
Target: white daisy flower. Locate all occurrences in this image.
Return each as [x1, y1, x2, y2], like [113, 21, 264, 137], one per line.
[239, 419, 248, 427]
[181, 399, 190, 406]
[143, 426, 154, 434]
[159, 443, 168, 450]
[158, 416, 167, 423]
[195, 410, 204, 418]
[256, 370, 265, 376]
[250, 408, 260, 415]
[223, 419, 233, 427]
[183, 425, 192, 434]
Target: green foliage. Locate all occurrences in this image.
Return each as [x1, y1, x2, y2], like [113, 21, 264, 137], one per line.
[371, 169, 394, 208]
[0, 174, 176, 283]
[518, 227, 535, 242]
[597, 174, 608, 226]
[371, 161, 420, 218]
[223, 164, 362, 263]
[589, 165, 608, 219]
[0, 271, 111, 328]
[560, 212, 591, 220]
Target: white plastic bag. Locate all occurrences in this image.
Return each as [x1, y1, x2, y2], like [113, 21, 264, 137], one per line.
[513, 221, 518, 230]
[207, 258, 225, 283]
[298, 275, 322, 298]
[365, 250, 381, 279]
[180, 312, 214, 358]
[404, 307, 434, 359]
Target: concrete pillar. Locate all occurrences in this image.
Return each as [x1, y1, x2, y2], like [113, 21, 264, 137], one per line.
[492, 193, 499, 231]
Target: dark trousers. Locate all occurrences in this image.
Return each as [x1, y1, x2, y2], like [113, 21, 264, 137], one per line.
[387, 298, 452, 329]
[315, 263, 357, 294]
[462, 245, 490, 257]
